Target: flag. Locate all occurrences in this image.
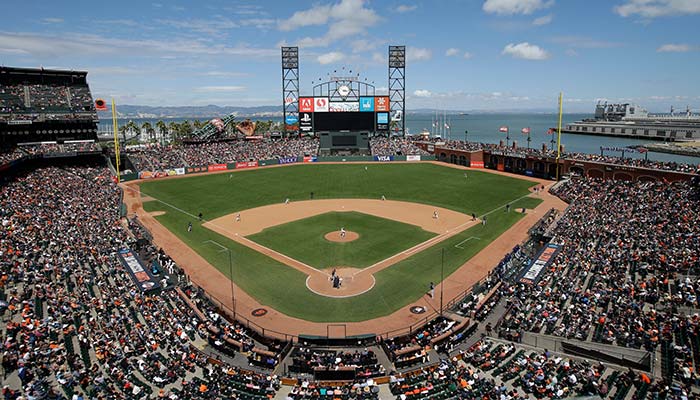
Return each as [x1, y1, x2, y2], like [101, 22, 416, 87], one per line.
[444, 123, 450, 129]
[547, 128, 554, 135]
[499, 126, 508, 133]
[521, 127, 531, 134]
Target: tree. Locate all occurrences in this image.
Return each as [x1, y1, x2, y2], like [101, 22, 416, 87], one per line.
[142, 122, 154, 142]
[156, 120, 167, 143]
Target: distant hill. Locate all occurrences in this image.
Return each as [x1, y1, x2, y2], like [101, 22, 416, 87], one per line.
[98, 104, 282, 119]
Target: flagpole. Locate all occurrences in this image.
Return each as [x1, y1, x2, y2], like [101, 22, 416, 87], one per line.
[112, 98, 120, 183]
[556, 92, 563, 181]
[527, 127, 531, 149]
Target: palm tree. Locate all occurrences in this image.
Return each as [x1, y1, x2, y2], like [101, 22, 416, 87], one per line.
[168, 121, 179, 144]
[180, 120, 193, 138]
[142, 122, 154, 142]
[125, 120, 140, 140]
[156, 120, 167, 143]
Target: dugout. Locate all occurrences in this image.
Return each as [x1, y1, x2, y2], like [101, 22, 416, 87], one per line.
[318, 131, 370, 156]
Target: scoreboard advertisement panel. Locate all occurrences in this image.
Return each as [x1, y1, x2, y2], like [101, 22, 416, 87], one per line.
[297, 96, 390, 133]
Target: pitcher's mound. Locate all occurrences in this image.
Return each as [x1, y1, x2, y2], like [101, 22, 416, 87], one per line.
[324, 230, 359, 242]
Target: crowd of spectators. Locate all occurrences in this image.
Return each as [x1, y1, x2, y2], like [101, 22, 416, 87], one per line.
[566, 152, 699, 174]
[288, 377, 379, 400]
[289, 348, 385, 378]
[0, 83, 95, 116]
[0, 164, 284, 398]
[19, 142, 101, 155]
[0, 146, 25, 166]
[126, 138, 320, 171]
[370, 137, 430, 157]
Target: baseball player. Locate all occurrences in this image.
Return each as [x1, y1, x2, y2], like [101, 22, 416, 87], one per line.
[340, 227, 346, 238]
[235, 213, 241, 222]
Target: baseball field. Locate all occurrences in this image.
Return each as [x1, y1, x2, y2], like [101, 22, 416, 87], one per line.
[139, 163, 542, 322]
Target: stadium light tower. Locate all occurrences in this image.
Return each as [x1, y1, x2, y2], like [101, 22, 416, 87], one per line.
[388, 46, 406, 136]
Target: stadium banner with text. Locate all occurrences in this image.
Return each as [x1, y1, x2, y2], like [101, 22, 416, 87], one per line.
[208, 164, 228, 172]
[236, 161, 259, 169]
[303, 156, 317, 163]
[118, 248, 160, 292]
[519, 243, 560, 285]
[138, 170, 177, 179]
[470, 161, 484, 168]
[299, 97, 314, 112]
[278, 157, 297, 165]
[175, 167, 185, 175]
[185, 165, 208, 174]
[374, 96, 390, 112]
[329, 102, 360, 112]
[406, 155, 421, 161]
[374, 155, 394, 162]
[376, 112, 389, 131]
[314, 97, 329, 112]
[299, 112, 313, 132]
[359, 97, 375, 112]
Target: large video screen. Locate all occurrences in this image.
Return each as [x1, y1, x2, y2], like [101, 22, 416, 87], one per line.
[314, 112, 374, 132]
[332, 135, 357, 146]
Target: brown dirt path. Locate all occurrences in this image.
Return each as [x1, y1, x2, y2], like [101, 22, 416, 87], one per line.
[325, 231, 359, 242]
[120, 162, 568, 339]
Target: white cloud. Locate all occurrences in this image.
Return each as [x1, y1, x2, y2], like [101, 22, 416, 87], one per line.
[483, 0, 554, 15]
[279, 0, 380, 48]
[396, 4, 417, 13]
[0, 32, 278, 58]
[502, 42, 550, 60]
[407, 47, 432, 61]
[317, 51, 346, 64]
[195, 86, 246, 93]
[445, 48, 460, 57]
[414, 89, 432, 97]
[615, 0, 700, 18]
[565, 49, 578, 56]
[372, 52, 386, 64]
[657, 43, 693, 52]
[532, 14, 553, 25]
[550, 36, 622, 48]
[41, 17, 64, 24]
[463, 51, 473, 59]
[199, 71, 251, 77]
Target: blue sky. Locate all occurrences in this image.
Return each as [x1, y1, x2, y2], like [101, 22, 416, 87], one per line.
[1, 0, 699, 112]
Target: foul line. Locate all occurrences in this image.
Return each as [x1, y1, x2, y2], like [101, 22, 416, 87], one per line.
[203, 240, 228, 253]
[454, 236, 480, 249]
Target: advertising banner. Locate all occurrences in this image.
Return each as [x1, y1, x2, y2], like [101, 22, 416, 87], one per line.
[236, 161, 259, 169]
[118, 249, 160, 292]
[278, 157, 297, 164]
[497, 163, 505, 171]
[374, 96, 390, 112]
[175, 167, 185, 175]
[376, 112, 389, 131]
[406, 155, 421, 161]
[470, 161, 485, 168]
[208, 164, 227, 172]
[299, 112, 313, 132]
[186, 166, 208, 174]
[285, 115, 298, 124]
[303, 156, 317, 163]
[374, 155, 394, 162]
[329, 102, 359, 112]
[314, 97, 329, 112]
[299, 97, 314, 112]
[359, 97, 375, 112]
[520, 243, 560, 285]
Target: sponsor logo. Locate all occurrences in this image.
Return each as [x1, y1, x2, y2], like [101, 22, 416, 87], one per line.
[186, 166, 208, 174]
[377, 112, 389, 124]
[338, 85, 351, 98]
[300, 113, 311, 123]
[406, 155, 421, 161]
[236, 161, 259, 169]
[284, 96, 296, 106]
[470, 161, 484, 168]
[374, 96, 390, 112]
[175, 167, 185, 175]
[208, 164, 227, 172]
[303, 156, 317, 163]
[299, 112, 313, 132]
[374, 155, 393, 162]
[329, 102, 359, 112]
[278, 157, 297, 164]
[391, 110, 403, 121]
[285, 115, 298, 124]
[299, 97, 314, 112]
[284, 124, 299, 131]
[314, 97, 329, 112]
[359, 97, 374, 112]
[251, 308, 268, 317]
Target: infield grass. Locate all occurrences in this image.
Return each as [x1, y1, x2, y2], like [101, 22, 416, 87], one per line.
[247, 211, 436, 269]
[140, 163, 541, 322]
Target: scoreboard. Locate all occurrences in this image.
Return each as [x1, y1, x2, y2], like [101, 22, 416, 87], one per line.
[297, 96, 391, 133]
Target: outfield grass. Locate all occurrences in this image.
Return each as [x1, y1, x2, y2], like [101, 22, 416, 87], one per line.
[140, 163, 542, 322]
[247, 211, 436, 269]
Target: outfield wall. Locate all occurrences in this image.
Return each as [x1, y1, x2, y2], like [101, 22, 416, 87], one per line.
[121, 154, 437, 181]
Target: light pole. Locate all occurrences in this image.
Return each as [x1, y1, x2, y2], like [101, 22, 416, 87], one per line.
[464, 130, 468, 143]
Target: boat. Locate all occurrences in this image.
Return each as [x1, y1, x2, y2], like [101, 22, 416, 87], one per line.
[562, 103, 700, 141]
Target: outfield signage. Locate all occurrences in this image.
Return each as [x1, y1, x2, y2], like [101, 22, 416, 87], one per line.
[186, 166, 207, 174]
[406, 155, 421, 161]
[374, 155, 393, 162]
[329, 102, 359, 112]
[314, 97, 329, 112]
[520, 243, 560, 285]
[299, 112, 313, 132]
[375, 96, 390, 112]
[236, 161, 259, 169]
[470, 161, 484, 168]
[118, 248, 160, 292]
[278, 157, 297, 164]
[299, 97, 314, 112]
[303, 156, 317, 163]
[285, 115, 298, 124]
[208, 164, 227, 172]
[359, 97, 374, 112]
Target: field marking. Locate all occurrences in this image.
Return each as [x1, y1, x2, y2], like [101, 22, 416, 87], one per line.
[454, 237, 480, 249]
[305, 275, 376, 298]
[203, 240, 228, 253]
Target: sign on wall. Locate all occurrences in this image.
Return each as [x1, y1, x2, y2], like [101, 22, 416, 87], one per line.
[314, 97, 329, 112]
[299, 97, 314, 112]
[359, 97, 375, 112]
[329, 102, 360, 112]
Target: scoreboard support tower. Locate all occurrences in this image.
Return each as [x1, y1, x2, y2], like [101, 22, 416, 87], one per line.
[388, 46, 406, 136]
[281, 47, 299, 135]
